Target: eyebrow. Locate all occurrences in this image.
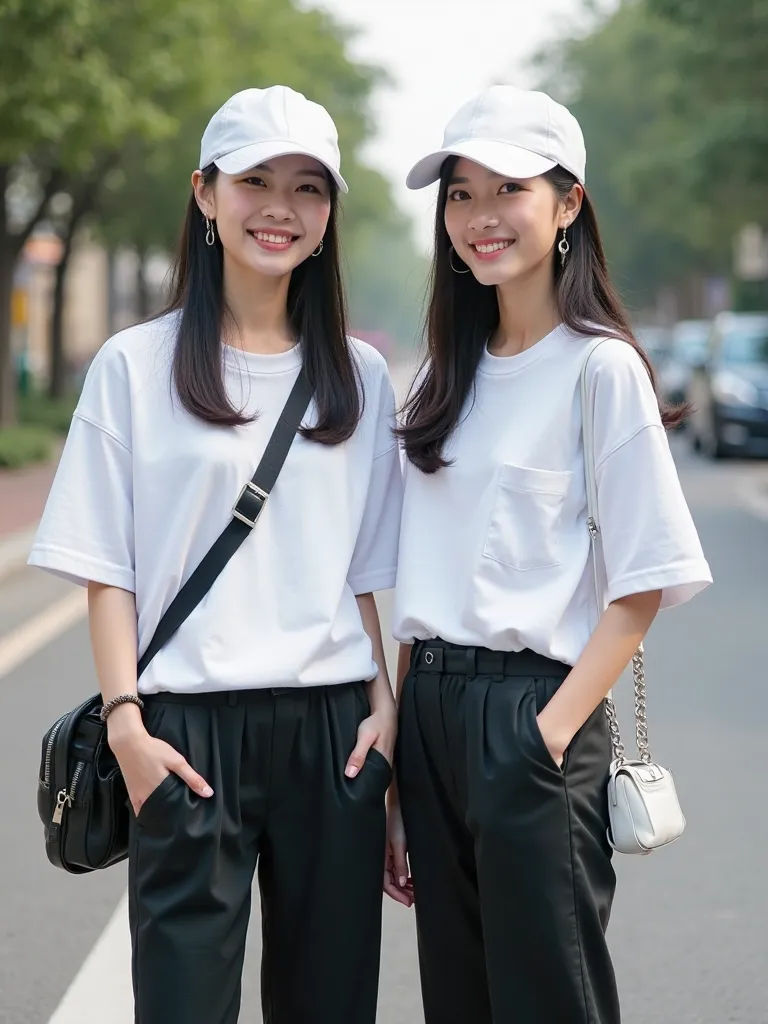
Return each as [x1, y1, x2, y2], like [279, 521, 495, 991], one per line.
[253, 162, 328, 181]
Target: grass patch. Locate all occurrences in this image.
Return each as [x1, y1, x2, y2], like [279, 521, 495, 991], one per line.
[0, 426, 56, 468]
[19, 391, 78, 434]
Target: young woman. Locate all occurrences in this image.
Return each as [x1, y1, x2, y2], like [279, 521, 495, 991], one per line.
[386, 86, 712, 1024]
[29, 85, 401, 1024]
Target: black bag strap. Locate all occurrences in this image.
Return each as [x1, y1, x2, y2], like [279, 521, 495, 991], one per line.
[137, 367, 313, 678]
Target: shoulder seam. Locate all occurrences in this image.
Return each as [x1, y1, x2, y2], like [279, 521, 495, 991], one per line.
[73, 411, 132, 453]
[595, 421, 662, 470]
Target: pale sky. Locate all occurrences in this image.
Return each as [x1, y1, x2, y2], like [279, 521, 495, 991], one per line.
[313, 0, 593, 249]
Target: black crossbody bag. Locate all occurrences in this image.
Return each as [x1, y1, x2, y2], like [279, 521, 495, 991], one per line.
[37, 369, 313, 873]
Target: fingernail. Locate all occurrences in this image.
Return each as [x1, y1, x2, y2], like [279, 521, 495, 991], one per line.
[202, 785, 214, 797]
[399, 876, 407, 887]
[346, 766, 359, 778]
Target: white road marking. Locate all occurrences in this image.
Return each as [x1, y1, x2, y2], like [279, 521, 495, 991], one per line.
[47, 892, 133, 1024]
[0, 589, 87, 681]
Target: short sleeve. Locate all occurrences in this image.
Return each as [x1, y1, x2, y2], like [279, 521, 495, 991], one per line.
[590, 342, 712, 609]
[347, 373, 403, 594]
[27, 344, 135, 590]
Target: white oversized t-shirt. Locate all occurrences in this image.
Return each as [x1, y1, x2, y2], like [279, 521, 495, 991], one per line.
[393, 325, 712, 666]
[29, 313, 402, 693]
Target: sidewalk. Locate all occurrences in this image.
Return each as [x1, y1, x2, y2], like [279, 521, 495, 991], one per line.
[0, 450, 60, 579]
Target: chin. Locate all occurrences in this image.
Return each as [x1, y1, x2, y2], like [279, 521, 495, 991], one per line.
[470, 263, 521, 287]
[469, 251, 541, 288]
[235, 249, 308, 278]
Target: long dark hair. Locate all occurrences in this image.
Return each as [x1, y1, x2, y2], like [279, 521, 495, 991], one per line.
[160, 164, 360, 444]
[398, 159, 685, 473]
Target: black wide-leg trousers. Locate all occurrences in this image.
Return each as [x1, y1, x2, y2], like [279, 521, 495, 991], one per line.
[397, 639, 620, 1024]
[128, 681, 391, 1024]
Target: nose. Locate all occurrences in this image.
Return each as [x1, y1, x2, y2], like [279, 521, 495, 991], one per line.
[467, 205, 500, 233]
[260, 198, 296, 223]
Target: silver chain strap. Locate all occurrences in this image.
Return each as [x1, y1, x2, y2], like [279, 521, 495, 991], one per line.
[584, 339, 654, 768]
[603, 642, 652, 764]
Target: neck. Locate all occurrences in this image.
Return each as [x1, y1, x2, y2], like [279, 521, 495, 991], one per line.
[491, 260, 560, 357]
[222, 255, 295, 355]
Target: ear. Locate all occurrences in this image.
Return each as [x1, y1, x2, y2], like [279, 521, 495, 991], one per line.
[191, 170, 215, 219]
[560, 183, 584, 229]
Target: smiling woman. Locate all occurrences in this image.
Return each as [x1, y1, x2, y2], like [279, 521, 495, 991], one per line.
[389, 85, 712, 1024]
[164, 89, 358, 441]
[28, 84, 402, 1024]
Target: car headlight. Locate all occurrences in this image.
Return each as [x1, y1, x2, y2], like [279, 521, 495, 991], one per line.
[712, 371, 759, 407]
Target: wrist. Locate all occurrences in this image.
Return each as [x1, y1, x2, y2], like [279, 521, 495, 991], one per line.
[536, 707, 574, 756]
[106, 702, 146, 748]
[366, 675, 396, 715]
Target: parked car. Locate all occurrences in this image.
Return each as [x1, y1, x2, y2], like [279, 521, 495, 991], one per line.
[659, 319, 712, 406]
[634, 324, 671, 373]
[688, 311, 768, 458]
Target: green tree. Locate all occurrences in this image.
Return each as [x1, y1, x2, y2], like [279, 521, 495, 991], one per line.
[648, 0, 768, 181]
[536, 1, 736, 313]
[0, 0, 210, 424]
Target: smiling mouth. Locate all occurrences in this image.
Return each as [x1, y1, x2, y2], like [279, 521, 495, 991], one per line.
[247, 230, 300, 249]
[470, 240, 514, 254]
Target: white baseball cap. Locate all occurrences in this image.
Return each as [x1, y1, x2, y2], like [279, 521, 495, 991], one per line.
[406, 86, 586, 190]
[199, 85, 348, 193]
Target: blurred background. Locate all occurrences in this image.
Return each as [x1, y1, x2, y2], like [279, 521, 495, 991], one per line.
[1, 2, 767, 1023]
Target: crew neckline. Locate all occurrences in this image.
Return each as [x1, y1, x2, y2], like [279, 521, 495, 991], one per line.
[479, 323, 566, 376]
[222, 341, 302, 376]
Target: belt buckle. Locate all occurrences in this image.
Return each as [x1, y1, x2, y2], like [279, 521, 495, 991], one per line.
[232, 481, 269, 529]
[421, 648, 443, 671]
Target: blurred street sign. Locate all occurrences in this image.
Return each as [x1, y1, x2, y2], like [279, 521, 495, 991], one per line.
[11, 288, 28, 328]
[735, 223, 768, 281]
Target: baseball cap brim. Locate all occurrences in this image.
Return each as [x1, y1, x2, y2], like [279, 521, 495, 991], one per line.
[406, 139, 558, 190]
[213, 140, 348, 193]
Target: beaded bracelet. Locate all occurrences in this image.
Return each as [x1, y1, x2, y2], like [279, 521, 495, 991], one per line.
[99, 694, 145, 723]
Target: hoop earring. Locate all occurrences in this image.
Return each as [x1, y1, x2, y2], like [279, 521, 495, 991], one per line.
[311, 240, 324, 257]
[449, 245, 471, 274]
[205, 217, 216, 247]
[558, 227, 570, 267]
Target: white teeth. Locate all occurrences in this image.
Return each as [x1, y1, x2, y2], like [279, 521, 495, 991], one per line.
[253, 232, 293, 244]
[474, 241, 512, 254]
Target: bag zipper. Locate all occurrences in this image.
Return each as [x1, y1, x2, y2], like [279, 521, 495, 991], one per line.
[43, 712, 69, 788]
[51, 761, 85, 825]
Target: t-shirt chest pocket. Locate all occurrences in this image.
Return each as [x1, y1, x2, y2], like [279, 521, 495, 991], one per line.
[483, 463, 573, 571]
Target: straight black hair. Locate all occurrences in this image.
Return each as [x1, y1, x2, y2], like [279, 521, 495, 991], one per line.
[160, 164, 360, 444]
[398, 159, 686, 473]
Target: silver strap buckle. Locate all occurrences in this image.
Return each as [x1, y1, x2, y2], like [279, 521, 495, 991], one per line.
[232, 482, 269, 529]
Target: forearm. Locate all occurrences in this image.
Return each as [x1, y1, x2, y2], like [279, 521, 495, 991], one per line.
[87, 581, 143, 741]
[538, 590, 662, 753]
[356, 593, 396, 712]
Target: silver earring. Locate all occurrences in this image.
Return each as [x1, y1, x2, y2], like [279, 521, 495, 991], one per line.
[558, 227, 570, 267]
[311, 240, 324, 257]
[449, 245, 471, 274]
[205, 217, 216, 247]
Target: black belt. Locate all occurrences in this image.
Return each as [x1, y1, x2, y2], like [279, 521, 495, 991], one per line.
[413, 640, 569, 678]
[143, 680, 361, 707]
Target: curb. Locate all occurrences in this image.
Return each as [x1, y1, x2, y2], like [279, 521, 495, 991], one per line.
[0, 525, 37, 583]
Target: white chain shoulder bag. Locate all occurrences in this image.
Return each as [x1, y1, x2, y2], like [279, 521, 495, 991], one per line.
[581, 339, 686, 855]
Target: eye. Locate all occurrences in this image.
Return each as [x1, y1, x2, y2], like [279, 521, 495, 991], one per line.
[499, 182, 523, 195]
[296, 183, 323, 194]
[242, 176, 266, 187]
[447, 189, 470, 202]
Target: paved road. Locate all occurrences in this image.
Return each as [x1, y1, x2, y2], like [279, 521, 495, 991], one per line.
[0, 439, 766, 1023]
